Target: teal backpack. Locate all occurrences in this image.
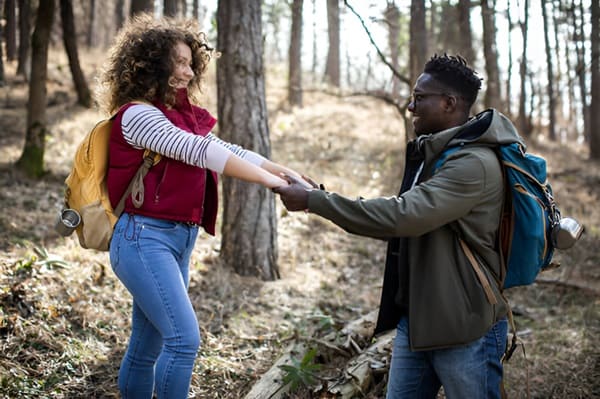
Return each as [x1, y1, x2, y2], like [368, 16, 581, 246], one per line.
[434, 142, 561, 289]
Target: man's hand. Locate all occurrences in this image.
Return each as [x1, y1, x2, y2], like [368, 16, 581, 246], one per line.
[273, 179, 311, 212]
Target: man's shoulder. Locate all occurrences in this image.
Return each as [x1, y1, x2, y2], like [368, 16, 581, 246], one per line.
[443, 144, 499, 168]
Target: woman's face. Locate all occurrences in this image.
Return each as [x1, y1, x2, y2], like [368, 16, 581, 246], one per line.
[171, 41, 194, 89]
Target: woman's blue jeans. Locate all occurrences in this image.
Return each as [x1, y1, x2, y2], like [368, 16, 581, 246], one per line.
[110, 214, 200, 399]
[386, 316, 508, 399]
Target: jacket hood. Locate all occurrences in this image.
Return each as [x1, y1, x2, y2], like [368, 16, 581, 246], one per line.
[417, 109, 525, 162]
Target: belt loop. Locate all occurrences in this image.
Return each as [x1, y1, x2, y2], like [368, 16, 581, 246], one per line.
[124, 214, 136, 240]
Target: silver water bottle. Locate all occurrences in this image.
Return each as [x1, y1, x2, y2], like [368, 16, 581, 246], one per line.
[54, 208, 81, 237]
[552, 217, 584, 250]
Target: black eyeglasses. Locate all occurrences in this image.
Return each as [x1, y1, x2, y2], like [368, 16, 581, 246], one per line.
[409, 92, 452, 104]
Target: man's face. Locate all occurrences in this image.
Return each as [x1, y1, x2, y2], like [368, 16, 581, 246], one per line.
[408, 73, 452, 136]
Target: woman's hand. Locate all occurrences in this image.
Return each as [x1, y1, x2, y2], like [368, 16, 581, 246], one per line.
[223, 154, 289, 189]
[261, 160, 315, 189]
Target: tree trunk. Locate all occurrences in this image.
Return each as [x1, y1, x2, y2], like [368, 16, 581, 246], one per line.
[409, 0, 427, 87]
[16, 0, 55, 178]
[288, 0, 303, 107]
[60, 0, 91, 107]
[192, 0, 199, 19]
[16, 0, 31, 78]
[385, 2, 400, 98]
[457, 0, 475, 64]
[86, 0, 97, 47]
[164, 0, 178, 17]
[481, 0, 502, 111]
[541, 0, 556, 141]
[4, 0, 17, 60]
[115, 0, 127, 31]
[324, 0, 340, 87]
[576, 0, 590, 144]
[130, 0, 153, 17]
[311, 0, 317, 81]
[590, 0, 600, 159]
[551, 0, 564, 140]
[564, 8, 576, 140]
[506, 0, 513, 117]
[217, 0, 280, 280]
[409, 0, 426, 141]
[518, 0, 531, 136]
[0, 0, 4, 86]
[437, 3, 458, 55]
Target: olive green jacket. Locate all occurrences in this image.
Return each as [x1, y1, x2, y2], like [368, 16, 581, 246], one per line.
[307, 109, 523, 350]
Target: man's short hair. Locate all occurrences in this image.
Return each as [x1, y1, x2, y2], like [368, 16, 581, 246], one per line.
[424, 54, 482, 108]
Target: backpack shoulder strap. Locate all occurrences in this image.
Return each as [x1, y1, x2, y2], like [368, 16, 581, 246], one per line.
[113, 151, 157, 216]
[111, 100, 160, 215]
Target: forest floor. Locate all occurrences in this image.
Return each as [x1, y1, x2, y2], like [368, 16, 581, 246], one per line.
[0, 50, 599, 398]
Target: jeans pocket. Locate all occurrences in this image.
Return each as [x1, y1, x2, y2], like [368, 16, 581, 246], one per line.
[140, 219, 179, 232]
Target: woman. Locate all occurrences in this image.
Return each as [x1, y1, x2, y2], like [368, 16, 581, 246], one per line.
[97, 14, 306, 398]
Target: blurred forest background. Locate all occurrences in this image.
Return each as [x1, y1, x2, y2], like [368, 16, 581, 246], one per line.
[0, 0, 599, 398]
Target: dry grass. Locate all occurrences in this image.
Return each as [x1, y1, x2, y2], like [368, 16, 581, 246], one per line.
[0, 50, 599, 398]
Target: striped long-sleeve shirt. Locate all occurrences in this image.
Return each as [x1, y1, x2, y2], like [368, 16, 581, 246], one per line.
[121, 104, 265, 173]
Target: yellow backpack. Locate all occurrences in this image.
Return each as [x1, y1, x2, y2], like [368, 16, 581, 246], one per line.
[59, 111, 159, 251]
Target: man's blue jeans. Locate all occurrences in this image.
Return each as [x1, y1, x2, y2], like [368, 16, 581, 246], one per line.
[109, 214, 200, 399]
[386, 316, 508, 399]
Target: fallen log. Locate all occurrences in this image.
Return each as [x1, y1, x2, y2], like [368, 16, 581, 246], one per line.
[243, 311, 392, 399]
[243, 341, 308, 399]
[326, 329, 395, 398]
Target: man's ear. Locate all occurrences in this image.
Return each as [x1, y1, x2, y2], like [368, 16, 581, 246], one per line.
[444, 94, 458, 113]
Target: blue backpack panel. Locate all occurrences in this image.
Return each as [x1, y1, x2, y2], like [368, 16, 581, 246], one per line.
[434, 143, 561, 289]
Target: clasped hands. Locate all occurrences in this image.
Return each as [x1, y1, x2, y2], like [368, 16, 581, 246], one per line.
[273, 174, 323, 212]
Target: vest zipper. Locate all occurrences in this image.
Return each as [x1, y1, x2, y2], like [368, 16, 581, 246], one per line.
[154, 163, 169, 203]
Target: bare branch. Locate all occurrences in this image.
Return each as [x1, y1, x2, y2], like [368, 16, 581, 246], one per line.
[343, 0, 411, 85]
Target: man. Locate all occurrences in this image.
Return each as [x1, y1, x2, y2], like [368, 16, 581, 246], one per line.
[275, 54, 524, 398]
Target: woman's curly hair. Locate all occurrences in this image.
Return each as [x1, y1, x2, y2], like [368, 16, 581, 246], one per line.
[424, 54, 482, 108]
[96, 13, 217, 114]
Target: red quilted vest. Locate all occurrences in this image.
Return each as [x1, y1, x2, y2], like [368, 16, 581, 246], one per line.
[106, 89, 219, 235]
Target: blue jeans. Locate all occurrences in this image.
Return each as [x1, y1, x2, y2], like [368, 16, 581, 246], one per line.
[109, 214, 200, 399]
[386, 316, 508, 399]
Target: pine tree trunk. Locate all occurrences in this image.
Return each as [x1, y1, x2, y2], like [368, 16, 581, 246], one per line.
[409, 0, 427, 142]
[409, 0, 427, 86]
[60, 0, 92, 107]
[0, 0, 4, 86]
[324, 0, 340, 87]
[130, 0, 153, 17]
[506, 0, 513, 117]
[518, 0, 531, 136]
[164, 0, 178, 17]
[481, 0, 502, 111]
[288, 0, 303, 107]
[551, 1, 564, 138]
[115, 0, 127, 31]
[16, 0, 55, 178]
[16, 0, 31, 78]
[541, 0, 556, 141]
[457, 0, 475, 65]
[385, 2, 400, 98]
[576, 0, 591, 143]
[590, 0, 600, 159]
[4, 0, 16, 61]
[217, 0, 280, 280]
